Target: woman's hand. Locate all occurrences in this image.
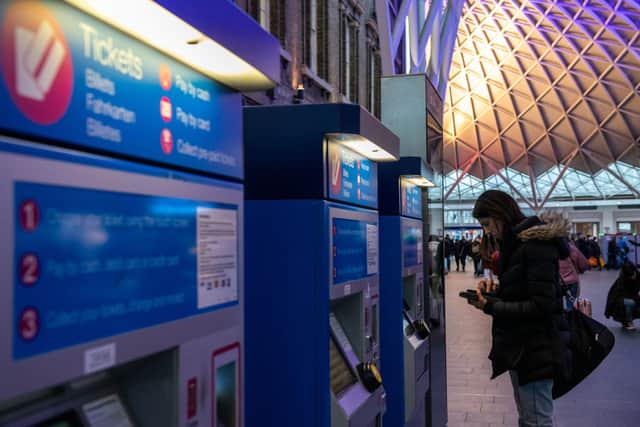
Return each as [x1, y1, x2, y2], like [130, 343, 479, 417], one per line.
[468, 278, 498, 311]
[477, 278, 498, 293]
[468, 291, 487, 310]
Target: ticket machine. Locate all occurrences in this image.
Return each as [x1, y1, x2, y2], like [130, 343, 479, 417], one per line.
[243, 104, 399, 427]
[382, 73, 446, 427]
[378, 158, 434, 427]
[0, 1, 278, 426]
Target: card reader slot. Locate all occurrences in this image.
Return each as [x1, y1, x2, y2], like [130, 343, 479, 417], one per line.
[329, 336, 357, 397]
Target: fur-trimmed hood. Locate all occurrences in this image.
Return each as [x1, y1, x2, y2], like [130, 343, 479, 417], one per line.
[516, 213, 570, 241]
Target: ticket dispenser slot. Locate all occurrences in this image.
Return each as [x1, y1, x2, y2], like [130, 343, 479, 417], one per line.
[329, 314, 383, 427]
[330, 294, 363, 361]
[403, 276, 417, 318]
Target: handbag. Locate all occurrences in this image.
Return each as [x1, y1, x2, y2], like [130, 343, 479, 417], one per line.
[552, 308, 615, 399]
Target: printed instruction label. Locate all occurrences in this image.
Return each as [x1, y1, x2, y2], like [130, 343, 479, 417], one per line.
[84, 343, 116, 374]
[366, 224, 378, 275]
[83, 394, 133, 427]
[196, 207, 238, 309]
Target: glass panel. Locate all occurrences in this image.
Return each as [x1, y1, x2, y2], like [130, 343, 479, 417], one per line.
[462, 210, 475, 224]
[216, 362, 237, 427]
[445, 210, 460, 224]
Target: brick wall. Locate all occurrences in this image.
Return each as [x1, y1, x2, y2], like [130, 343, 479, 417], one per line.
[236, 0, 387, 117]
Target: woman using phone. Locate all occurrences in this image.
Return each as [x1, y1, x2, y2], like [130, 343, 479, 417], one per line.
[468, 190, 570, 427]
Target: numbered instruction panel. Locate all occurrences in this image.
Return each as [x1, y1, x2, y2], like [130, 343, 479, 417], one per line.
[1, 142, 241, 363]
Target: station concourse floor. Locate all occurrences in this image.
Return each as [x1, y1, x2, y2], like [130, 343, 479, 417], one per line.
[444, 268, 640, 427]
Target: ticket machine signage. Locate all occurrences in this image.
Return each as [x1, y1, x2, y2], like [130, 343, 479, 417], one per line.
[328, 141, 378, 209]
[0, 0, 242, 178]
[400, 180, 421, 219]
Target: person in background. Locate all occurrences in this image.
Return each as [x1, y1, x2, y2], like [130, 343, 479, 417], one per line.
[576, 234, 590, 259]
[617, 236, 630, 267]
[454, 237, 463, 272]
[456, 236, 470, 272]
[480, 233, 499, 281]
[467, 190, 569, 427]
[606, 237, 618, 270]
[605, 260, 640, 331]
[444, 234, 454, 273]
[589, 236, 602, 271]
[557, 233, 590, 310]
[471, 236, 483, 277]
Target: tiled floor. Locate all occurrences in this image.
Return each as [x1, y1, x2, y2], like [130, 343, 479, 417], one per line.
[445, 268, 640, 427]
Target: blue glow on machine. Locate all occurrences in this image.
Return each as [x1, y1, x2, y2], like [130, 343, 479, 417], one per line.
[244, 104, 399, 427]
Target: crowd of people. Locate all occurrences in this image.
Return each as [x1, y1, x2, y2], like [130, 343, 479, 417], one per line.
[438, 223, 640, 333]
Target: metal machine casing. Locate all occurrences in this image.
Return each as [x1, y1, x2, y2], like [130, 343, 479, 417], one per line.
[244, 104, 398, 427]
[0, 1, 278, 425]
[378, 158, 432, 427]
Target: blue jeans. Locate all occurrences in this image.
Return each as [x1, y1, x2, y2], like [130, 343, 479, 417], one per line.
[623, 298, 639, 323]
[509, 371, 554, 427]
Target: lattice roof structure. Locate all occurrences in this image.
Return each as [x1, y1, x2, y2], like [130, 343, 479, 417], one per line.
[441, 0, 640, 209]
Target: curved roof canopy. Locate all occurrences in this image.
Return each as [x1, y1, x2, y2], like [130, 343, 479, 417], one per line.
[442, 0, 640, 208]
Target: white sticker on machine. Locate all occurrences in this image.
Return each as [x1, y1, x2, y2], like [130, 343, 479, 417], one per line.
[83, 394, 133, 427]
[84, 343, 116, 374]
[366, 224, 378, 275]
[197, 207, 238, 309]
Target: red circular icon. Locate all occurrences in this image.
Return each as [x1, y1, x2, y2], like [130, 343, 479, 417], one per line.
[19, 307, 40, 341]
[159, 64, 172, 90]
[160, 128, 173, 154]
[330, 149, 342, 195]
[160, 96, 172, 122]
[19, 253, 40, 286]
[19, 199, 40, 232]
[1, 1, 74, 125]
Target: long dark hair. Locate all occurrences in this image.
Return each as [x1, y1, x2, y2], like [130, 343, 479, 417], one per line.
[472, 190, 526, 227]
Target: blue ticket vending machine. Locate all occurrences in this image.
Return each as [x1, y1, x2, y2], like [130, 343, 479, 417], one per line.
[0, 139, 244, 426]
[378, 158, 434, 427]
[0, 1, 279, 426]
[243, 104, 399, 427]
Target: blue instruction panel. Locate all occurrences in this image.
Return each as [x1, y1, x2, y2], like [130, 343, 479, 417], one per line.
[401, 179, 422, 219]
[13, 182, 239, 359]
[327, 141, 377, 209]
[332, 218, 378, 284]
[0, 0, 242, 178]
[402, 221, 423, 268]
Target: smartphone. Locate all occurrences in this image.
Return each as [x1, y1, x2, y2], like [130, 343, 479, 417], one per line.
[459, 290, 498, 303]
[212, 343, 241, 427]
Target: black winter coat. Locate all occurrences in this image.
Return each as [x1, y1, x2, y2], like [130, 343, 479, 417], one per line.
[483, 216, 569, 386]
[604, 275, 640, 323]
